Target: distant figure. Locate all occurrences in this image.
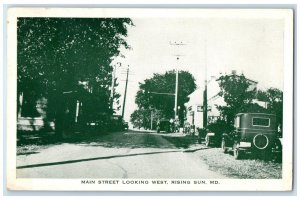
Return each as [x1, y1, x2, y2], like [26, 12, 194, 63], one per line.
[174, 118, 180, 133]
[190, 124, 195, 137]
[169, 118, 174, 133]
[184, 121, 190, 134]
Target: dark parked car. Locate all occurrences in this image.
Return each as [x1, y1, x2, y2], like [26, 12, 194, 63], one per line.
[157, 119, 171, 133]
[221, 113, 282, 161]
[123, 121, 129, 130]
[203, 119, 231, 147]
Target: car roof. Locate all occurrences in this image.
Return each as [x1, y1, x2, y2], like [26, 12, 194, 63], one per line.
[236, 113, 276, 116]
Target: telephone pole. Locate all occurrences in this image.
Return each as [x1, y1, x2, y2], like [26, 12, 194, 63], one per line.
[121, 66, 129, 119]
[175, 67, 179, 119]
[203, 81, 208, 128]
[110, 62, 121, 110]
[203, 39, 208, 128]
[170, 41, 186, 119]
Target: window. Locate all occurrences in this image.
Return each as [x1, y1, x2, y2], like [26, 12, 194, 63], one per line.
[252, 117, 270, 127]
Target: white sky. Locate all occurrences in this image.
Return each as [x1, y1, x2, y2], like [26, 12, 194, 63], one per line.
[113, 17, 284, 122]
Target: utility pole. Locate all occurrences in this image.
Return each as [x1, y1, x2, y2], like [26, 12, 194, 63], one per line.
[203, 81, 208, 128]
[175, 68, 179, 119]
[121, 66, 129, 119]
[110, 62, 121, 110]
[150, 110, 153, 130]
[170, 41, 186, 119]
[203, 39, 208, 129]
[110, 65, 116, 109]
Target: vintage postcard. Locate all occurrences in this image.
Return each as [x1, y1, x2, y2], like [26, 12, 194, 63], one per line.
[6, 8, 293, 191]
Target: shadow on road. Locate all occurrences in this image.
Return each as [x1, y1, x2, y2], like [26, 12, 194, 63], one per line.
[17, 146, 209, 169]
[17, 150, 182, 169]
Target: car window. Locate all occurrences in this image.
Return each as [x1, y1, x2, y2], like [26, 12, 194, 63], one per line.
[252, 117, 270, 127]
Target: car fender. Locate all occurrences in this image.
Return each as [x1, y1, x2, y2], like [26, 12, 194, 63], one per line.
[274, 138, 282, 150]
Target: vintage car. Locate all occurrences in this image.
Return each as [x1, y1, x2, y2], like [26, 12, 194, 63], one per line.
[203, 119, 230, 147]
[205, 132, 221, 147]
[157, 119, 171, 133]
[221, 113, 282, 161]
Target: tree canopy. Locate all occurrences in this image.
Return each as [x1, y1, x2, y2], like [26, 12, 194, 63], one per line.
[217, 73, 260, 125]
[256, 88, 283, 126]
[17, 18, 133, 134]
[18, 18, 132, 94]
[131, 70, 197, 129]
[217, 72, 283, 127]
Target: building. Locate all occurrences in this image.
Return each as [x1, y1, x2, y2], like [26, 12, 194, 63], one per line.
[17, 80, 93, 132]
[184, 88, 204, 129]
[184, 71, 268, 129]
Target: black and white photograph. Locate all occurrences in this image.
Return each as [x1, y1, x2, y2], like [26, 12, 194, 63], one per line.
[6, 8, 293, 191]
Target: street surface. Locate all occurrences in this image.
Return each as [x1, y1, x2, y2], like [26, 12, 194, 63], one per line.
[17, 130, 226, 179]
[17, 129, 281, 179]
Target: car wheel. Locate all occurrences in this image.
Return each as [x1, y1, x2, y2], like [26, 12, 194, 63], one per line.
[221, 139, 227, 153]
[233, 144, 242, 160]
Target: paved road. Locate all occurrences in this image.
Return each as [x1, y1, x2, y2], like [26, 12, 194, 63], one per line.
[17, 130, 226, 179]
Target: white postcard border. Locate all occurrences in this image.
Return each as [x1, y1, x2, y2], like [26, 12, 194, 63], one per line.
[6, 8, 294, 191]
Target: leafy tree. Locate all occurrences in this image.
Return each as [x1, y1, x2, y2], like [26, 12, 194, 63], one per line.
[256, 90, 269, 102]
[267, 88, 283, 127]
[17, 18, 133, 136]
[257, 88, 283, 127]
[130, 109, 143, 129]
[133, 70, 197, 128]
[130, 108, 161, 130]
[130, 108, 150, 129]
[217, 73, 258, 125]
[217, 72, 283, 129]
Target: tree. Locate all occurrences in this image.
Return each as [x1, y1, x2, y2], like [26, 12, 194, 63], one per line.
[130, 108, 161, 130]
[217, 72, 283, 129]
[217, 73, 258, 125]
[132, 70, 197, 129]
[257, 88, 283, 127]
[130, 108, 150, 129]
[17, 18, 133, 136]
